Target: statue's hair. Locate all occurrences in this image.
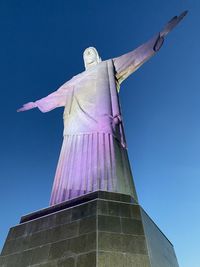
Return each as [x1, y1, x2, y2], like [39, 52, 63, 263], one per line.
[83, 47, 102, 69]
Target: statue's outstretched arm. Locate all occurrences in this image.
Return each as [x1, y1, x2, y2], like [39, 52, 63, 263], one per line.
[17, 78, 76, 113]
[17, 84, 71, 113]
[113, 11, 188, 85]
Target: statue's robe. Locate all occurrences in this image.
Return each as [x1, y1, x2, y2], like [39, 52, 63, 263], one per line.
[35, 35, 159, 205]
[17, 11, 187, 205]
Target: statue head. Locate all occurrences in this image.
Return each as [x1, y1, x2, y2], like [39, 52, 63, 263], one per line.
[83, 47, 102, 70]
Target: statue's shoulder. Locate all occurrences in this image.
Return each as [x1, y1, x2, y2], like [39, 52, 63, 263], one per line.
[68, 70, 86, 85]
[69, 60, 113, 84]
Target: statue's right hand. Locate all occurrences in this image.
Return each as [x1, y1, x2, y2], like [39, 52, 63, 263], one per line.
[17, 102, 37, 112]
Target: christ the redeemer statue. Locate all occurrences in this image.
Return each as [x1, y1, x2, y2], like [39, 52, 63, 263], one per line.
[18, 12, 187, 206]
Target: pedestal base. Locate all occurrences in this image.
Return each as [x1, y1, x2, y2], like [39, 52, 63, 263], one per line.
[0, 191, 179, 267]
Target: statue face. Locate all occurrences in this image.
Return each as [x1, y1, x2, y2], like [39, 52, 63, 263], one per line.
[83, 47, 101, 69]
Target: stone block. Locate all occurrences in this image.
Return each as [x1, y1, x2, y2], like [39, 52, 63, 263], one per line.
[79, 215, 96, 234]
[98, 215, 121, 233]
[98, 232, 122, 251]
[98, 199, 132, 218]
[55, 209, 72, 226]
[29, 245, 51, 265]
[121, 235, 147, 254]
[125, 253, 151, 267]
[130, 205, 142, 220]
[57, 256, 76, 267]
[71, 201, 97, 221]
[69, 232, 96, 254]
[121, 218, 144, 235]
[98, 251, 125, 267]
[49, 220, 79, 242]
[77, 252, 96, 267]
[48, 239, 71, 260]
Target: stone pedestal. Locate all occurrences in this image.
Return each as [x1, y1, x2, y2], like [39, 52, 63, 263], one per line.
[0, 191, 179, 267]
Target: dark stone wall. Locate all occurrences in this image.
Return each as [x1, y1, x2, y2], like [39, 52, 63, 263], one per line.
[0, 191, 179, 267]
[141, 209, 179, 267]
[97, 199, 151, 266]
[1, 200, 97, 267]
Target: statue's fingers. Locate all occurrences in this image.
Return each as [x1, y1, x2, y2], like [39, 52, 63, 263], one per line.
[17, 107, 25, 112]
[179, 10, 188, 20]
[161, 10, 188, 37]
[161, 19, 178, 36]
[167, 16, 178, 26]
[17, 104, 30, 112]
[168, 11, 188, 30]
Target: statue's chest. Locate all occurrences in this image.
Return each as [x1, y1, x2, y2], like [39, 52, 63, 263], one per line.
[74, 63, 110, 103]
[64, 61, 115, 117]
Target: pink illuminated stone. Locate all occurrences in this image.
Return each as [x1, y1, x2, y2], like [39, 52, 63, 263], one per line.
[17, 11, 187, 205]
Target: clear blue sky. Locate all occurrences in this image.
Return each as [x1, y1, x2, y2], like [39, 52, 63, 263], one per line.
[0, 1, 199, 266]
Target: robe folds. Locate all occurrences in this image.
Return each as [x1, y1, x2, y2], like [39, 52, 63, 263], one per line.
[34, 35, 159, 205]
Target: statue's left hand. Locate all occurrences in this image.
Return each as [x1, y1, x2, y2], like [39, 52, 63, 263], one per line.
[153, 10, 188, 52]
[17, 102, 37, 112]
[160, 10, 188, 38]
